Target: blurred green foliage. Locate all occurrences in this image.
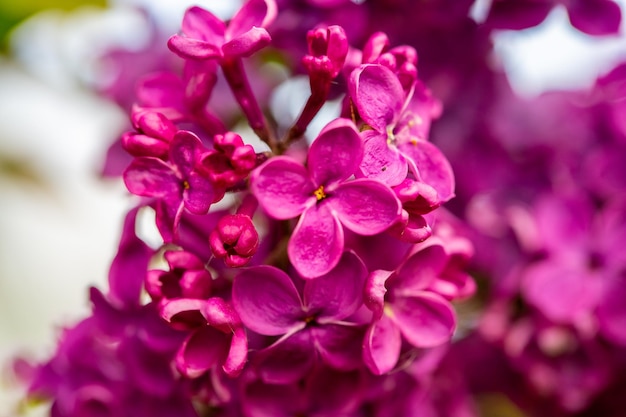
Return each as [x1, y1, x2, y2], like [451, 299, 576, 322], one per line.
[0, 0, 106, 51]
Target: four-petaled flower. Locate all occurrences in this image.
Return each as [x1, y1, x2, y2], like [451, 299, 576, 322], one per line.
[250, 118, 402, 278]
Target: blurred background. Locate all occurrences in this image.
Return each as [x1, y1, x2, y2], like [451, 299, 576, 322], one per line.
[0, 0, 625, 414]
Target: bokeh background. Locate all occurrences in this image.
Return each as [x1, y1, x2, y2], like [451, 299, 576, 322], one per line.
[1, 0, 626, 415]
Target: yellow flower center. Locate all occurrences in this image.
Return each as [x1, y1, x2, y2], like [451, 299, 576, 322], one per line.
[313, 185, 327, 201]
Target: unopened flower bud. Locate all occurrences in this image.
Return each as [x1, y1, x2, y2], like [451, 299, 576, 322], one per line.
[209, 214, 259, 267]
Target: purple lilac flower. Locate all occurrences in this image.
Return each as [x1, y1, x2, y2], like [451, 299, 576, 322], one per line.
[123, 130, 218, 240]
[250, 117, 402, 278]
[363, 243, 457, 374]
[232, 251, 367, 382]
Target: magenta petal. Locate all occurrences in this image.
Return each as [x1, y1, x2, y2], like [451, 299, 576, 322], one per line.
[304, 251, 367, 321]
[256, 330, 315, 384]
[288, 203, 344, 279]
[227, 0, 277, 39]
[485, 0, 553, 30]
[222, 27, 272, 58]
[391, 244, 448, 293]
[184, 171, 213, 214]
[176, 326, 229, 378]
[123, 157, 180, 199]
[389, 292, 455, 348]
[167, 35, 223, 60]
[521, 262, 601, 323]
[108, 206, 153, 308]
[232, 266, 304, 335]
[311, 324, 364, 370]
[359, 130, 407, 186]
[567, 0, 621, 35]
[307, 118, 363, 186]
[364, 270, 391, 319]
[170, 131, 202, 177]
[363, 314, 401, 375]
[330, 179, 401, 235]
[160, 298, 208, 330]
[222, 326, 248, 376]
[399, 140, 455, 204]
[250, 156, 315, 220]
[349, 64, 404, 132]
[182, 6, 225, 42]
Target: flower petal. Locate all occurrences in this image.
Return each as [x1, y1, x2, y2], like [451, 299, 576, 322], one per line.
[232, 266, 304, 335]
[388, 292, 455, 348]
[167, 35, 223, 60]
[250, 156, 315, 220]
[227, 0, 277, 39]
[390, 243, 448, 294]
[359, 130, 407, 186]
[308, 118, 363, 186]
[222, 27, 272, 58]
[184, 171, 214, 214]
[222, 326, 248, 376]
[364, 269, 391, 319]
[521, 262, 601, 323]
[363, 314, 401, 375]
[255, 330, 315, 384]
[181, 6, 226, 42]
[304, 251, 367, 320]
[399, 140, 455, 204]
[349, 64, 404, 132]
[311, 324, 365, 370]
[123, 157, 180, 200]
[567, 0, 621, 35]
[288, 203, 344, 279]
[176, 326, 229, 378]
[170, 131, 203, 177]
[330, 179, 401, 235]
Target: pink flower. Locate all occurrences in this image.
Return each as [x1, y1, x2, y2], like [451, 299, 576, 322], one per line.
[123, 130, 218, 239]
[232, 252, 367, 383]
[250, 118, 402, 278]
[363, 244, 457, 375]
[167, 0, 277, 61]
[161, 297, 248, 378]
[349, 64, 454, 212]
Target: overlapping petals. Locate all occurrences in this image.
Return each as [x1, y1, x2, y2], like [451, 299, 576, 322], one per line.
[251, 118, 401, 278]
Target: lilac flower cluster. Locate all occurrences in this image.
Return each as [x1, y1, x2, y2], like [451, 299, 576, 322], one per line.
[16, 0, 626, 416]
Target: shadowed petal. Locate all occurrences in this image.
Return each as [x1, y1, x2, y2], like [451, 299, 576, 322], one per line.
[176, 326, 229, 378]
[304, 251, 367, 320]
[567, 0, 621, 35]
[390, 244, 448, 294]
[330, 179, 401, 235]
[232, 266, 304, 335]
[522, 262, 601, 323]
[349, 64, 404, 132]
[255, 330, 315, 383]
[388, 292, 455, 348]
[311, 324, 365, 370]
[363, 314, 401, 375]
[308, 118, 363, 186]
[250, 156, 315, 219]
[223, 326, 248, 376]
[288, 203, 344, 279]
